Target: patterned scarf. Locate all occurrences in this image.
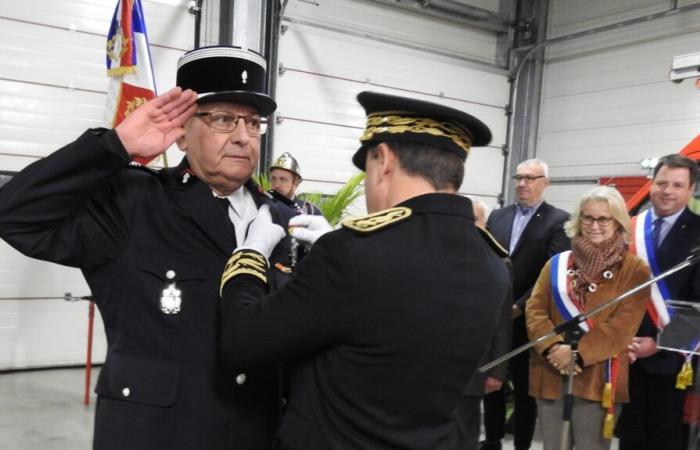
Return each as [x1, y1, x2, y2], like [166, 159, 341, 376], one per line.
[570, 232, 626, 306]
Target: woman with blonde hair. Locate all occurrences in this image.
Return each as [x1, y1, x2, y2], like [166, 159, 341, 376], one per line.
[526, 185, 651, 449]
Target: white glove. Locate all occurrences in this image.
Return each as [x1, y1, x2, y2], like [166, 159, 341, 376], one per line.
[289, 214, 333, 246]
[237, 205, 285, 259]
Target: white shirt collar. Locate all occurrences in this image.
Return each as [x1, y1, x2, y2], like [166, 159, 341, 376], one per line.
[215, 186, 258, 245]
[650, 206, 684, 228]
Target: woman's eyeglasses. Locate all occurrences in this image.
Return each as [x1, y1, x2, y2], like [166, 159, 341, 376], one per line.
[580, 215, 614, 227]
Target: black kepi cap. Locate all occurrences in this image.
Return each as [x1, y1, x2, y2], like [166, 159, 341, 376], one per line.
[176, 46, 277, 116]
[352, 91, 492, 170]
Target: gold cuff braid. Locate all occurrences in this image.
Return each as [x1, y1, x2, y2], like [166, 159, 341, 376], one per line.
[220, 250, 269, 297]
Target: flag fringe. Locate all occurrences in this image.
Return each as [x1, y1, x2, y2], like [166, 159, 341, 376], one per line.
[108, 66, 136, 77]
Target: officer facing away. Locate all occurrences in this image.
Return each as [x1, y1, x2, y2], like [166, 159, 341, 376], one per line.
[218, 91, 512, 450]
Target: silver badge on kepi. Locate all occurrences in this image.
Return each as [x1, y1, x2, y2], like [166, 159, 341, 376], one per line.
[160, 283, 182, 314]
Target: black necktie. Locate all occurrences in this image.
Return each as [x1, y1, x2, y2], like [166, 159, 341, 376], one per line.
[215, 197, 236, 244]
[652, 218, 663, 249]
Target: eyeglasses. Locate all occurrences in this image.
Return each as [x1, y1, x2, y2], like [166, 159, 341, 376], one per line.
[193, 112, 268, 136]
[580, 215, 614, 227]
[512, 175, 545, 184]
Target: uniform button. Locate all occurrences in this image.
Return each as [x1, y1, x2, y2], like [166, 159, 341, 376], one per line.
[236, 373, 247, 385]
[122, 387, 131, 397]
[166, 270, 176, 280]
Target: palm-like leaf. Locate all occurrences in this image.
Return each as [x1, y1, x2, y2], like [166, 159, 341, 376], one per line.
[299, 173, 366, 226]
[252, 173, 271, 191]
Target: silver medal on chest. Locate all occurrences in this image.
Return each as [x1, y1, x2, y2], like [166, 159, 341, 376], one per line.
[160, 283, 182, 314]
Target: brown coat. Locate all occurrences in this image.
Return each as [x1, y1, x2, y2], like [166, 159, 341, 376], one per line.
[526, 251, 650, 403]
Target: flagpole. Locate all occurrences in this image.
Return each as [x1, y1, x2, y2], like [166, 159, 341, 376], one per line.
[190, 0, 205, 49]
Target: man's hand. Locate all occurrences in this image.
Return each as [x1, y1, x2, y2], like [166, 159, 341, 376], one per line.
[628, 336, 659, 363]
[484, 377, 503, 394]
[512, 304, 523, 318]
[289, 214, 333, 246]
[115, 87, 198, 159]
[238, 205, 285, 259]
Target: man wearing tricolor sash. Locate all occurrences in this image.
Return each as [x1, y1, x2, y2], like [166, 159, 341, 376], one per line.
[618, 154, 700, 450]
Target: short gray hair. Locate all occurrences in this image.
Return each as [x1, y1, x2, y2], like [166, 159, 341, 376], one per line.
[564, 185, 630, 240]
[517, 158, 549, 179]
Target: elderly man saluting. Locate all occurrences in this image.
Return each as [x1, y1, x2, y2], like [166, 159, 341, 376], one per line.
[219, 91, 512, 449]
[0, 47, 294, 450]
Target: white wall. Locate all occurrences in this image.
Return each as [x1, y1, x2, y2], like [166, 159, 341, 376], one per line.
[276, 0, 510, 214]
[539, 0, 700, 210]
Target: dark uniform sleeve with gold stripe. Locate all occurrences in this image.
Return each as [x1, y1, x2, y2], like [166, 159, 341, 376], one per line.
[220, 230, 356, 370]
[220, 249, 269, 295]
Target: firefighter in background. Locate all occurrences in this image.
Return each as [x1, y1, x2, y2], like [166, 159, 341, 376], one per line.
[269, 152, 322, 215]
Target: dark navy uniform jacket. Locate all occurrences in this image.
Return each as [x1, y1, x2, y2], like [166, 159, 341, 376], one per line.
[0, 128, 294, 450]
[267, 189, 322, 216]
[221, 193, 510, 450]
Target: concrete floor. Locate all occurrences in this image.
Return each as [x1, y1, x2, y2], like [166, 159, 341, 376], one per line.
[0, 367, 96, 450]
[0, 368, 624, 450]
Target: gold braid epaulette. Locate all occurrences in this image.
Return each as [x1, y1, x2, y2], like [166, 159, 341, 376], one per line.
[477, 227, 508, 258]
[220, 250, 269, 296]
[342, 207, 412, 234]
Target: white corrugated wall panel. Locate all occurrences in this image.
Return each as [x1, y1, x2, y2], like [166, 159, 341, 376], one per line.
[283, 0, 500, 64]
[543, 183, 597, 215]
[538, 2, 700, 205]
[275, 2, 509, 212]
[0, 3, 191, 169]
[0, 0, 191, 370]
[549, 0, 666, 38]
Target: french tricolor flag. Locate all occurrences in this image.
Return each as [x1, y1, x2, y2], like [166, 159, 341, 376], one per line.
[104, 0, 157, 161]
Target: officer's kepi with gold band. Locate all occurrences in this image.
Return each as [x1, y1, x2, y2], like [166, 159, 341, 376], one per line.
[352, 91, 492, 170]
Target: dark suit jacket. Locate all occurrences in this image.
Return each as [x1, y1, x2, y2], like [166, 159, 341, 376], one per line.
[636, 208, 700, 375]
[0, 129, 294, 450]
[486, 201, 571, 346]
[463, 258, 513, 397]
[221, 194, 511, 450]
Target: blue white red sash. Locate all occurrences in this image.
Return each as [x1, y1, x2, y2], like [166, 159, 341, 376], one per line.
[550, 251, 593, 332]
[629, 209, 671, 328]
[550, 251, 618, 437]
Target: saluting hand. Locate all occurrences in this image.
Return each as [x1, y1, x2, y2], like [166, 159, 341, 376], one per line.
[115, 87, 198, 160]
